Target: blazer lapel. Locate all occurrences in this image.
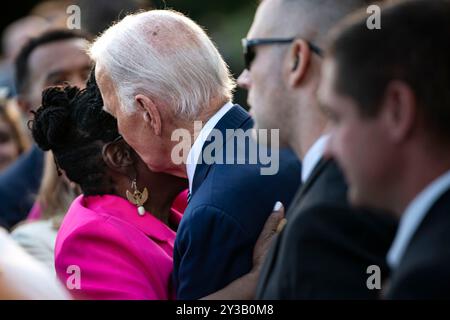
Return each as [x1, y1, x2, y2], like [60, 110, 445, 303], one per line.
[286, 158, 330, 217]
[256, 230, 284, 297]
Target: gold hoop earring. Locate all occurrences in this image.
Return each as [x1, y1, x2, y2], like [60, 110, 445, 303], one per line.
[126, 179, 149, 216]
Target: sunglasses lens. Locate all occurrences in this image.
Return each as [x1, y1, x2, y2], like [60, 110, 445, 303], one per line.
[244, 46, 255, 70]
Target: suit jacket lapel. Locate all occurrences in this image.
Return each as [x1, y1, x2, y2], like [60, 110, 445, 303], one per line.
[256, 230, 284, 297]
[191, 105, 252, 195]
[286, 158, 330, 217]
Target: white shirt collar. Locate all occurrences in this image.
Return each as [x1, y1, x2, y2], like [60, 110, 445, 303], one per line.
[387, 169, 450, 270]
[301, 135, 330, 183]
[186, 101, 234, 192]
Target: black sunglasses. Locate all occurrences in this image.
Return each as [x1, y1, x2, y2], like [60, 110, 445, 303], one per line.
[241, 37, 323, 70]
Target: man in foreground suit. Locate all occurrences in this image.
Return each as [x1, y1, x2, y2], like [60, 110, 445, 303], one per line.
[237, 0, 397, 299]
[319, 0, 450, 298]
[89, 10, 301, 299]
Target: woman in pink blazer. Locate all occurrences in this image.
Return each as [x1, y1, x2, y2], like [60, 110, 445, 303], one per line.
[30, 75, 187, 300]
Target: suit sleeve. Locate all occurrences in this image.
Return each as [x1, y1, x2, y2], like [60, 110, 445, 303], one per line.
[174, 205, 252, 299]
[385, 255, 450, 299]
[0, 146, 44, 229]
[262, 205, 394, 299]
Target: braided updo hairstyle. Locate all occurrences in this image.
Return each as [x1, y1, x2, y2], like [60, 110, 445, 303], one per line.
[30, 72, 121, 196]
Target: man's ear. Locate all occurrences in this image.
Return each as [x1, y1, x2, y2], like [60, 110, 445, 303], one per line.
[381, 80, 417, 143]
[102, 141, 135, 175]
[135, 94, 162, 136]
[287, 39, 312, 88]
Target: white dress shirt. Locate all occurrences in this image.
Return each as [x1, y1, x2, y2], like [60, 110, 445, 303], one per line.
[186, 101, 234, 192]
[387, 169, 450, 269]
[301, 135, 330, 183]
[11, 219, 58, 273]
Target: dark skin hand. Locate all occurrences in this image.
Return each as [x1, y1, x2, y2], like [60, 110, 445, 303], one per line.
[203, 204, 286, 300]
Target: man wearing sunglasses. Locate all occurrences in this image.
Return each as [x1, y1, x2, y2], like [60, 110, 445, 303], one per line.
[238, 0, 397, 299]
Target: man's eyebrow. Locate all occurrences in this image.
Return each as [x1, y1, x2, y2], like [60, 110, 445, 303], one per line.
[45, 70, 66, 80]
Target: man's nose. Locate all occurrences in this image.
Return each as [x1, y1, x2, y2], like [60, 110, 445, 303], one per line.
[237, 69, 251, 90]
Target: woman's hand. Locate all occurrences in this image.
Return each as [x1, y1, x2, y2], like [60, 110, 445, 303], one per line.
[252, 201, 286, 274]
[202, 202, 286, 300]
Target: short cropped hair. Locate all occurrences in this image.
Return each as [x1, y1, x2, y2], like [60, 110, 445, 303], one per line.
[327, 0, 450, 138]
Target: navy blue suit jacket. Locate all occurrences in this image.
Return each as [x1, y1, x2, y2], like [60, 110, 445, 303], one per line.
[173, 105, 301, 299]
[0, 145, 44, 229]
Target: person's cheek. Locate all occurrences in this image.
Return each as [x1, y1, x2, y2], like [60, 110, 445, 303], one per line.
[334, 129, 345, 162]
[324, 130, 336, 160]
[336, 128, 352, 175]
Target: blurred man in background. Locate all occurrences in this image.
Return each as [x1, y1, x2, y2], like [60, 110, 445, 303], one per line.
[0, 29, 91, 230]
[15, 30, 91, 117]
[319, 0, 450, 298]
[0, 16, 50, 98]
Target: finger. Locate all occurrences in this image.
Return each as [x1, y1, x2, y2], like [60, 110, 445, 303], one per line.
[273, 201, 287, 233]
[252, 202, 285, 269]
[258, 202, 285, 244]
[265, 201, 285, 235]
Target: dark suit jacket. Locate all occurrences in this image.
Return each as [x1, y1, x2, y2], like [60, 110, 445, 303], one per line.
[173, 105, 302, 299]
[385, 188, 450, 299]
[256, 159, 398, 299]
[0, 145, 44, 230]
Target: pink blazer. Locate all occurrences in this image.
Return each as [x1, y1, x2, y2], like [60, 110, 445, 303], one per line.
[55, 191, 187, 300]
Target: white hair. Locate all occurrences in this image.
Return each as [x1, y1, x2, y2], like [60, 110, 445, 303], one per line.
[89, 10, 235, 119]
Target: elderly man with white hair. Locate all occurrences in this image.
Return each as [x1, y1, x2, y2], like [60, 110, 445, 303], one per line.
[89, 10, 301, 299]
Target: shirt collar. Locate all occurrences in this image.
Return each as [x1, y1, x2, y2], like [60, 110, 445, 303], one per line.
[387, 169, 450, 269]
[301, 135, 330, 183]
[186, 101, 234, 192]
